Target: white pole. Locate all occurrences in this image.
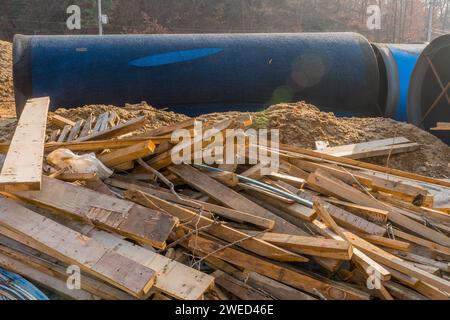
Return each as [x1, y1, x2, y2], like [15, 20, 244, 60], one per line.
[98, 0, 103, 35]
[427, 0, 435, 42]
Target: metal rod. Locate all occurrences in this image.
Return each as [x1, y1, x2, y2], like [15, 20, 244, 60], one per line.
[194, 164, 314, 208]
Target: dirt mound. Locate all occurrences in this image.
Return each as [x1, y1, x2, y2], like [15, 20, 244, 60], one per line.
[202, 102, 450, 178]
[0, 41, 13, 102]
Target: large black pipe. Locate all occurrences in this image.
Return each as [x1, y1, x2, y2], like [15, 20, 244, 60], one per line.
[408, 34, 450, 144]
[13, 33, 380, 116]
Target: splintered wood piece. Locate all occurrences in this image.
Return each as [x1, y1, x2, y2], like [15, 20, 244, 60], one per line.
[98, 140, 156, 168]
[259, 233, 353, 260]
[0, 196, 156, 298]
[107, 112, 118, 128]
[57, 125, 72, 142]
[0, 97, 49, 192]
[79, 115, 95, 137]
[92, 112, 110, 133]
[187, 236, 370, 300]
[67, 119, 85, 142]
[12, 177, 178, 249]
[50, 114, 76, 128]
[76, 116, 145, 142]
[124, 189, 307, 262]
[48, 129, 61, 142]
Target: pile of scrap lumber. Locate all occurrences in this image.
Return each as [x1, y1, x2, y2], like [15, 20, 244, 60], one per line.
[0, 96, 449, 300]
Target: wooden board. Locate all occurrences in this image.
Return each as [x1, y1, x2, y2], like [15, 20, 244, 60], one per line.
[76, 116, 145, 142]
[0, 237, 134, 300]
[50, 114, 75, 128]
[0, 196, 156, 298]
[0, 251, 98, 300]
[12, 176, 178, 249]
[0, 97, 49, 192]
[259, 233, 352, 260]
[98, 140, 156, 167]
[317, 138, 419, 159]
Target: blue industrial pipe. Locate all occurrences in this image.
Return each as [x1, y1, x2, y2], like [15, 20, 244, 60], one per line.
[0, 268, 49, 300]
[13, 33, 380, 117]
[372, 43, 425, 121]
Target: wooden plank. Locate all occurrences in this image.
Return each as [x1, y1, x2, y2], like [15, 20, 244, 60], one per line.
[105, 178, 275, 229]
[384, 281, 428, 300]
[360, 234, 411, 251]
[324, 198, 388, 224]
[389, 250, 450, 272]
[212, 271, 272, 300]
[187, 236, 370, 300]
[0, 216, 213, 300]
[343, 230, 450, 294]
[44, 137, 166, 153]
[244, 272, 316, 300]
[259, 233, 353, 260]
[50, 114, 76, 128]
[322, 202, 387, 236]
[0, 251, 98, 300]
[0, 97, 49, 192]
[98, 140, 156, 167]
[169, 164, 314, 222]
[393, 229, 450, 257]
[318, 137, 410, 156]
[0, 196, 156, 298]
[318, 138, 419, 159]
[76, 116, 145, 142]
[0, 238, 134, 300]
[124, 189, 307, 262]
[12, 176, 178, 249]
